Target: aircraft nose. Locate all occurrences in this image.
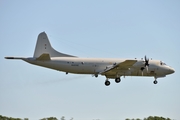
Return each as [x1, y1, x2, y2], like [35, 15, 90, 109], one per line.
[169, 68, 175, 74]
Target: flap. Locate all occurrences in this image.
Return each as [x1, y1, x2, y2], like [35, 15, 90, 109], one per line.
[101, 60, 137, 74]
[117, 60, 137, 67]
[36, 53, 51, 61]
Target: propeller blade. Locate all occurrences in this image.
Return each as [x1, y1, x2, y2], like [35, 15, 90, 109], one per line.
[146, 66, 148, 72]
[144, 55, 149, 67]
[141, 67, 144, 76]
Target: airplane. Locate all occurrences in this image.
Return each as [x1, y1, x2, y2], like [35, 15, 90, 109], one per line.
[5, 32, 175, 86]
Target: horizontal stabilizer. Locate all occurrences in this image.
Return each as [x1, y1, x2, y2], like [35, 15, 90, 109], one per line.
[5, 57, 24, 59]
[36, 53, 50, 61]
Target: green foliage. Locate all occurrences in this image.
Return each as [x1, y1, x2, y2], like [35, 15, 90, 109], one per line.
[40, 117, 58, 120]
[0, 115, 22, 120]
[125, 116, 171, 120]
[146, 116, 171, 120]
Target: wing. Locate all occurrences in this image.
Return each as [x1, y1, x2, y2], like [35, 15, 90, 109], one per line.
[100, 60, 137, 75]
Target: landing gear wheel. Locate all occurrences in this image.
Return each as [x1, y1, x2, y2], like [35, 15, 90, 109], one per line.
[153, 80, 158, 84]
[115, 78, 121, 83]
[95, 74, 98, 78]
[105, 81, 110, 86]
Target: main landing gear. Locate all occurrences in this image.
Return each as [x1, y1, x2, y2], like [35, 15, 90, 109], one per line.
[105, 78, 121, 86]
[153, 80, 158, 84]
[115, 78, 121, 83]
[104, 77, 158, 86]
[105, 80, 110, 86]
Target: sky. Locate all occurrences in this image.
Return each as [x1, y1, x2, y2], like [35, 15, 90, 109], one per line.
[0, 0, 180, 120]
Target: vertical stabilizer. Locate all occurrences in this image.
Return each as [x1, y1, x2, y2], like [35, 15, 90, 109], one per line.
[33, 32, 75, 58]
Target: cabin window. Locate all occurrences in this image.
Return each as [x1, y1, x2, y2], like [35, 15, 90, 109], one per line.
[160, 61, 166, 65]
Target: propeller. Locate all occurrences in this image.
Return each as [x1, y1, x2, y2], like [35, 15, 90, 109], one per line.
[144, 55, 149, 72]
[141, 55, 150, 76]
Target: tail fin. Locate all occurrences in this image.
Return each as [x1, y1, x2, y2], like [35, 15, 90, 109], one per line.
[33, 32, 75, 58]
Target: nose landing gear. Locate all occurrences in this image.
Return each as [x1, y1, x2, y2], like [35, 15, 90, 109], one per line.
[153, 77, 158, 84]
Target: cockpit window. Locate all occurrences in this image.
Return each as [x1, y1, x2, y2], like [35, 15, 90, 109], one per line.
[160, 61, 166, 65]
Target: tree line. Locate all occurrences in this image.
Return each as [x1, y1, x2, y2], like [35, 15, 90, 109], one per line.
[0, 115, 173, 120]
[0, 115, 70, 120]
[125, 116, 171, 120]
